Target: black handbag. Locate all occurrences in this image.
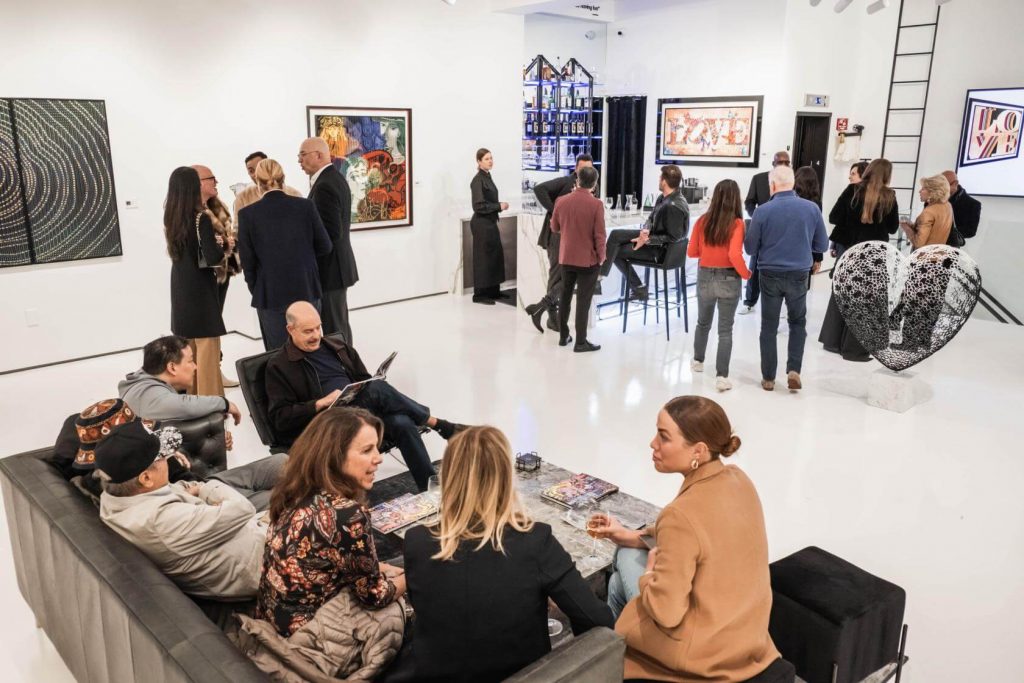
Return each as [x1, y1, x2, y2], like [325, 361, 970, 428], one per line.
[195, 211, 213, 269]
[947, 214, 966, 248]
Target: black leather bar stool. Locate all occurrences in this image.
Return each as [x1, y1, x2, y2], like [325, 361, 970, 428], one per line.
[620, 238, 689, 340]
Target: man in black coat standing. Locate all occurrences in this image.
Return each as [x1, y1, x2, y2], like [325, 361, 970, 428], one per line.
[299, 137, 359, 344]
[740, 150, 789, 315]
[942, 170, 982, 243]
[524, 154, 594, 332]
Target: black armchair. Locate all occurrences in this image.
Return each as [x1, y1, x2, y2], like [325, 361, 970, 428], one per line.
[162, 412, 228, 478]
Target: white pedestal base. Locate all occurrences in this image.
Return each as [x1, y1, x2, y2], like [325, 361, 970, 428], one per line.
[867, 368, 927, 413]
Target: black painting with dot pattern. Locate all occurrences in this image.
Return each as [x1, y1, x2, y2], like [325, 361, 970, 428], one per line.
[0, 98, 121, 267]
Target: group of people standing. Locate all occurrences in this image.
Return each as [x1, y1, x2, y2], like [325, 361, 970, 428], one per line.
[163, 138, 361, 398]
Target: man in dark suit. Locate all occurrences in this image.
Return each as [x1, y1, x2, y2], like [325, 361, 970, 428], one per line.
[740, 150, 789, 315]
[524, 154, 594, 333]
[299, 137, 359, 344]
[942, 170, 982, 243]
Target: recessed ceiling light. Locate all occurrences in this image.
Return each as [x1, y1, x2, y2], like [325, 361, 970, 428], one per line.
[867, 0, 889, 14]
[834, 0, 854, 12]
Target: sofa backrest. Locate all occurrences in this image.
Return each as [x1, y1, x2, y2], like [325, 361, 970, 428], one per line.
[0, 449, 267, 683]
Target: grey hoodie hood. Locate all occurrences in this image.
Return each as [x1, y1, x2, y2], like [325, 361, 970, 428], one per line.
[119, 369, 227, 422]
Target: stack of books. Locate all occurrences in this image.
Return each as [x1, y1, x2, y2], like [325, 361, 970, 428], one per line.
[369, 492, 438, 534]
[540, 473, 619, 508]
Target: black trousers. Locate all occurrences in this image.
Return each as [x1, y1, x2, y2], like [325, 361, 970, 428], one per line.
[540, 233, 564, 310]
[351, 381, 435, 491]
[321, 287, 352, 345]
[744, 258, 761, 307]
[559, 265, 599, 343]
[601, 228, 657, 289]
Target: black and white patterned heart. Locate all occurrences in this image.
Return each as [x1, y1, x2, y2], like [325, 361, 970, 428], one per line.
[833, 241, 981, 372]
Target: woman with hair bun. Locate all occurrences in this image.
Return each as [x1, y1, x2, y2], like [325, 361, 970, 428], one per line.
[237, 158, 333, 350]
[593, 395, 782, 682]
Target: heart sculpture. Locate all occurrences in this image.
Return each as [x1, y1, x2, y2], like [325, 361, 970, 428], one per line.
[832, 241, 981, 372]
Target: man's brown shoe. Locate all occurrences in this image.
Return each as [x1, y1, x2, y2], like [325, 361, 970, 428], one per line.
[761, 379, 775, 391]
[787, 371, 802, 392]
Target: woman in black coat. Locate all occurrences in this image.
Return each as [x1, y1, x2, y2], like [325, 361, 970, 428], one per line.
[163, 166, 226, 396]
[469, 148, 509, 304]
[237, 159, 332, 351]
[819, 158, 900, 361]
[384, 426, 613, 682]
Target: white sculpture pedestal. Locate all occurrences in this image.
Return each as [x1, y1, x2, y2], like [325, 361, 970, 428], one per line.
[867, 368, 927, 413]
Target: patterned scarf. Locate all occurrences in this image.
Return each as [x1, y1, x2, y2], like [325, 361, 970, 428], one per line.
[205, 197, 241, 283]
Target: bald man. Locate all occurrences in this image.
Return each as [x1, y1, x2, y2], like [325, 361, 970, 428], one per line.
[264, 302, 463, 491]
[299, 137, 358, 344]
[740, 150, 791, 314]
[941, 170, 982, 243]
[192, 163, 240, 387]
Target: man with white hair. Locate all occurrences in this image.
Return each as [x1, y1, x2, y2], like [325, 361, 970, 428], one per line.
[744, 165, 828, 393]
[299, 137, 358, 344]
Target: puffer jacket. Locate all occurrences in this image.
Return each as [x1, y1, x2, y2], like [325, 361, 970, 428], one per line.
[234, 589, 405, 682]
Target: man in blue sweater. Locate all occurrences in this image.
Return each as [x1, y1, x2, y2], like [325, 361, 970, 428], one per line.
[744, 165, 828, 392]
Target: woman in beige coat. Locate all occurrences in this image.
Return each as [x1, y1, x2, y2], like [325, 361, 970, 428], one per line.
[593, 395, 781, 682]
[901, 174, 953, 249]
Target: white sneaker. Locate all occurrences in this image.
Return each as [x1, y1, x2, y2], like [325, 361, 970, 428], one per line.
[690, 359, 704, 372]
[738, 305, 755, 315]
[715, 376, 732, 392]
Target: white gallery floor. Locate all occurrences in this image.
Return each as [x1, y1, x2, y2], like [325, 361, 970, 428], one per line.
[0, 276, 1021, 682]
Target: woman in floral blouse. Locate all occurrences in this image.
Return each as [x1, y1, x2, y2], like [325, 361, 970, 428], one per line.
[257, 407, 405, 637]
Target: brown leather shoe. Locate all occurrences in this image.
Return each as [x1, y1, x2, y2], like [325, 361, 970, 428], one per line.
[761, 379, 775, 391]
[787, 371, 802, 391]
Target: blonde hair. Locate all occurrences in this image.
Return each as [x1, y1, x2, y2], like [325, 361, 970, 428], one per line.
[919, 174, 950, 204]
[255, 158, 285, 192]
[432, 426, 533, 561]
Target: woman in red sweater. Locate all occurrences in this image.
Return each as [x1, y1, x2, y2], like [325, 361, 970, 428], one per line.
[687, 180, 751, 391]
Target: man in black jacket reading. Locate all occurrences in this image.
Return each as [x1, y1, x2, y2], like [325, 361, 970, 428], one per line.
[299, 137, 359, 344]
[265, 301, 464, 490]
[524, 154, 594, 333]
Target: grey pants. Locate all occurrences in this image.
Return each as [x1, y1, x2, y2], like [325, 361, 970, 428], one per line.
[693, 267, 743, 377]
[209, 452, 287, 511]
[541, 234, 564, 310]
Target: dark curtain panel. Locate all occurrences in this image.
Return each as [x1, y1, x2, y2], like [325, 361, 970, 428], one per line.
[605, 96, 647, 210]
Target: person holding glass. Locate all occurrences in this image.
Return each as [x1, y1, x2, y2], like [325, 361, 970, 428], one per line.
[591, 396, 782, 682]
[391, 426, 613, 682]
[469, 149, 509, 305]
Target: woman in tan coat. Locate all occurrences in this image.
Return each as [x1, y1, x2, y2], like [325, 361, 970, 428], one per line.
[901, 174, 953, 249]
[593, 395, 781, 682]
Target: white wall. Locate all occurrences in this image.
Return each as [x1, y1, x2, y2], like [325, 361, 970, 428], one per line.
[524, 13, 607, 81]
[0, 0, 524, 372]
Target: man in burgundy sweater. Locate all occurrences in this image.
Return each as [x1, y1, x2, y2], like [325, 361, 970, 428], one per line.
[550, 166, 606, 353]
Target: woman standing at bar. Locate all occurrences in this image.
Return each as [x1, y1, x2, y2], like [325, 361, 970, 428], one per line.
[469, 149, 509, 305]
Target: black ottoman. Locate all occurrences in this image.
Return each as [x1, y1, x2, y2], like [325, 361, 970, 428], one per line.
[768, 546, 906, 683]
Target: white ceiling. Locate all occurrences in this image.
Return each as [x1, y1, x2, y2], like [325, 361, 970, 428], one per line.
[491, 0, 619, 22]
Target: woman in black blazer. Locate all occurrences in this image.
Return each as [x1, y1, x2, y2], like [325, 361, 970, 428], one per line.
[237, 159, 332, 351]
[469, 148, 509, 304]
[389, 426, 613, 682]
[163, 166, 227, 396]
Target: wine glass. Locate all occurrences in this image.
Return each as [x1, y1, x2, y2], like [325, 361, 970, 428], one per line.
[604, 196, 615, 213]
[426, 475, 441, 505]
[564, 496, 604, 571]
[628, 195, 639, 215]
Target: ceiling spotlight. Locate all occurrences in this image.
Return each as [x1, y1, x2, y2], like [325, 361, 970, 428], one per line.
[442, 0, 456, 5]
[936, 0, 954, 5]
[809, 0, 823, 5]
[867, 0, 889, 13]
[834, 0, 854, 12]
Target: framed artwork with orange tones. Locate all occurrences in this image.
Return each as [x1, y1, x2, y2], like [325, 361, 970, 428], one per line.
[307, 106, 413, 229]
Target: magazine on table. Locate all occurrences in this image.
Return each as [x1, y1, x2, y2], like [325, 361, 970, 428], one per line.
[329, 351, 398, 408]
[541, 473, 619, 509]
[369, 492, 439, 534]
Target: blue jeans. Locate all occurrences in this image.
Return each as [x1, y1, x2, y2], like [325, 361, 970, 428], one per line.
[352, 381, 435, 491]
[758, 270, 808, 380]
[607, 547, 649, 619]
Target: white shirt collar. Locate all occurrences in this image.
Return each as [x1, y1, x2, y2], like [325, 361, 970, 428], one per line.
[310, 163, 331, 188]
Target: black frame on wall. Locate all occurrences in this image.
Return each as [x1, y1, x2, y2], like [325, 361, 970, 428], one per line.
[654, 95, 764, 168]
[0, 97, 122, 268]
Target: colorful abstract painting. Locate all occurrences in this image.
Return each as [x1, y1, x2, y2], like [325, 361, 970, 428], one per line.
[307, 106, 412, 230]
[656, 96, 763, 167]
[959, 97, 1022, 167]
[0, 98, 121, 268]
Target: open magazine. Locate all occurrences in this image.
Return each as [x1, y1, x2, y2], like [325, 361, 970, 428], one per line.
[329, 351, 398, 408]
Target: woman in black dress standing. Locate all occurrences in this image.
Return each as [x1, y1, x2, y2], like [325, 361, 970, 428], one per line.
[794, 166, 824, 289]
[819, 158, 899, 361]
[469, 148, 509, 305]
[163, 166, 227, 396]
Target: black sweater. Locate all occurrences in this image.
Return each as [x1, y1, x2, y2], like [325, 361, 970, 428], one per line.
[828, 183, 900, 247]
[402, 523, 614, 682]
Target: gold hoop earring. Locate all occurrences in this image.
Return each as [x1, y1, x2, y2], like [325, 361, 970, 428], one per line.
[690, 458, 700, 471]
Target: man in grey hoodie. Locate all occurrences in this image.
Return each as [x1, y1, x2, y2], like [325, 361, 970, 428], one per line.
[97, 420, 272, 599]
[120, 335, 242, 424]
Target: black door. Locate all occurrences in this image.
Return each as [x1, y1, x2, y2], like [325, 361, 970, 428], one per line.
[792, 113, 832, 187]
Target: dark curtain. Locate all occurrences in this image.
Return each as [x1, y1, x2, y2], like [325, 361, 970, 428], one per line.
[605, 96, 647, 211]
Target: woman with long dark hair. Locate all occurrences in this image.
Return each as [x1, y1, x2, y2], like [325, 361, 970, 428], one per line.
[819, 158, 900, 360]
[163, 166, 227, 396]
[794, 166, 824, 289]
[687, 180, 750, 392]
[469, 149, 509, 304]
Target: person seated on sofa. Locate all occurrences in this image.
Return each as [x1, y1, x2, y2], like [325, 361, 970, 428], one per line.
[265, 300, 463, 491]
[256, 407, 405, 642]
[386, 425, 614, 682]
[96, 420, 281, 599]
[120, 335, 242, 447]
[591, 395, 782, 682]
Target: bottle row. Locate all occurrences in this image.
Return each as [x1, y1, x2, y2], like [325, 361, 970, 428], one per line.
[524, 112, 595, 137]
[523, 92, 598, 111]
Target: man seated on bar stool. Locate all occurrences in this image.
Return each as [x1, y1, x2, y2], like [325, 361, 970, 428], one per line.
[600, 164, 689, 301]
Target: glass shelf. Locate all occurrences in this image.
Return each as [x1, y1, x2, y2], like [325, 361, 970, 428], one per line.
[523, 135, 602, 140]
[523, 108, 599, 113]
